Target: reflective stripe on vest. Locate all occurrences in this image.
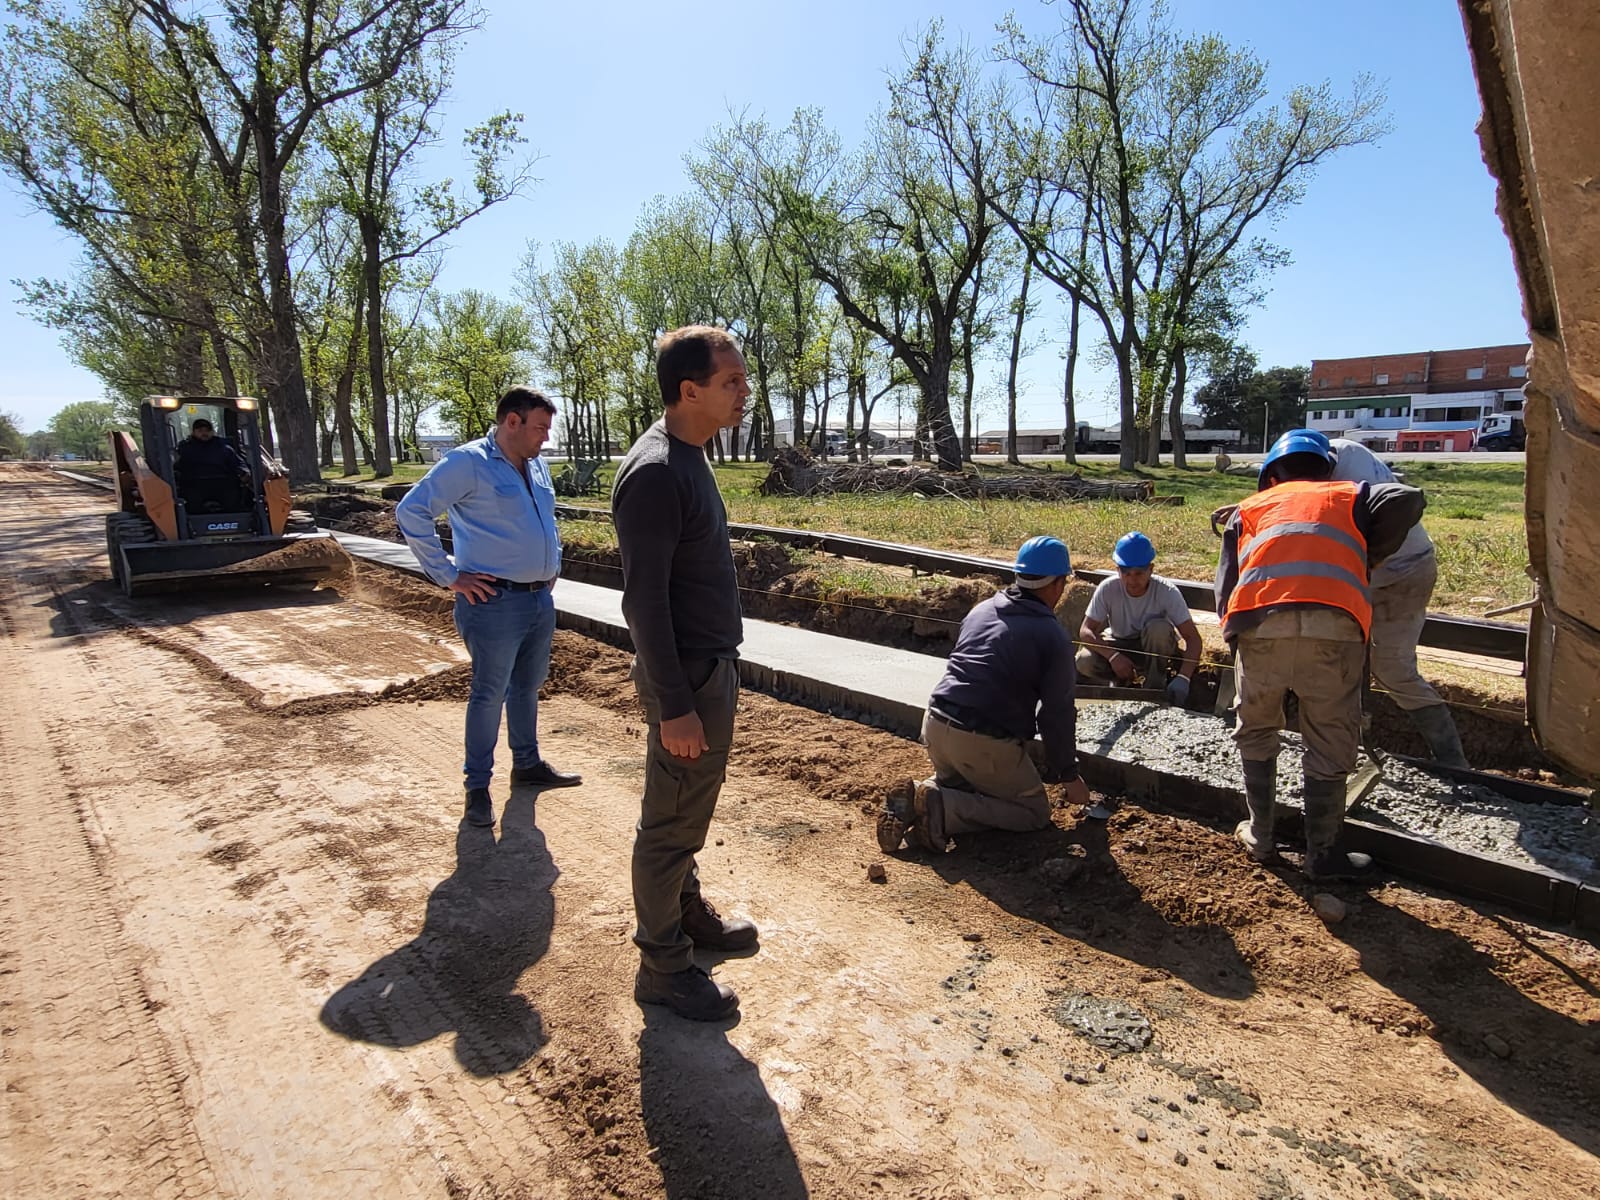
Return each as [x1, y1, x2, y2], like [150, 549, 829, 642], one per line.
[1227, 480, 1372, 637]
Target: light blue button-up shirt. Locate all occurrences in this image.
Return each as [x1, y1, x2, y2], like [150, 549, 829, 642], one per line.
[395, 427, 561, 587]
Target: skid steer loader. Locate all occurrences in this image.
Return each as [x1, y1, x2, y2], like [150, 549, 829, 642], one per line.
[105, 395, 347, 597]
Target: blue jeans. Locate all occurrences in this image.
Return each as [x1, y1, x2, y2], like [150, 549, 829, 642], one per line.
[453, 587, 557, 789]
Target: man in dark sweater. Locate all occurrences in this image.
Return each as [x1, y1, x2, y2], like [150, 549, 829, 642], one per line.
[612, 325, 757, 1022]
[877, 536, 1092, 855]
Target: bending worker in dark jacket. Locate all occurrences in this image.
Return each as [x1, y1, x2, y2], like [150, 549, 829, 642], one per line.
[1216, 430, 1425, 880]
[878, 536, 1091, 854]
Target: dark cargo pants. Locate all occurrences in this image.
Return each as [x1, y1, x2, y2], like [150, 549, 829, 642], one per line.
[629, 657, 739, 973]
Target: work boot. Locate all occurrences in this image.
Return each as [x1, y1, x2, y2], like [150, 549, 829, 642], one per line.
[877, 779, 916, 852]
[510, 760, 583, 788]
[912, 781, 948, 853]
[1407, 704, 1469, 769]
[634, 963, 740, 1021]
[1234, 758, 1278, 863]
[463, 787, 494, 828]
[1301, 775, 1373, 881]
[680, 893, 759, 952]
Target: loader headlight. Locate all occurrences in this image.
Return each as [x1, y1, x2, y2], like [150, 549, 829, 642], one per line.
[234, 397, 258, 410]
[152, 396, 181, 409]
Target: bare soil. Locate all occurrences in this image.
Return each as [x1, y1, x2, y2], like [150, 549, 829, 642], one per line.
[12, 465, 1595, 1199]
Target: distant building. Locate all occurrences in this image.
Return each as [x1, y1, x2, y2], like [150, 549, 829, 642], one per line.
[414, 434, 458, 462]
[1307, 344, 1529, 452]
[978, 413, 1240, 456]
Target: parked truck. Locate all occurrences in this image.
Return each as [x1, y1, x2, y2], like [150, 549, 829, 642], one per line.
[1475, 412, 1526, 451]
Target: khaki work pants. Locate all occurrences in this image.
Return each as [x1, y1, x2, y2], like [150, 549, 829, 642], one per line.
[1233, 609, 1366, 781]
[1370, 552, 1444, 711]
[629, 657, 739, 974]
[920, 712, 1051, 837]
[1075, 619, 1179, 685]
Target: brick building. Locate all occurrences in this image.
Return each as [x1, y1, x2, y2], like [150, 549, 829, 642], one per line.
[1306, 343, 1530, 452]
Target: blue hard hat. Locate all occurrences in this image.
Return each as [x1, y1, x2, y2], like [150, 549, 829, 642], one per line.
[1112, 531, 1156, 568]
[1260, 429, 1334, 486]
[1013, 535, 1071, 578]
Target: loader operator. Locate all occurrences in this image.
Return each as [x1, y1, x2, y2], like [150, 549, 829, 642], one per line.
[1216, 431, 1425, 880]
[876, 536, 1092, 855]
[173, 418, 250, 513]
[396, 387, 580, 833]
[1075, 531, 1202, 706]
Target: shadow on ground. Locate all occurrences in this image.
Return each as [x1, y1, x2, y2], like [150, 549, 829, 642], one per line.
[927, 817, 1258, 1000]
[320, 792, 557, 1075]
[1331, 897, 1600, 1160]
[638, 1006, 808, 1200]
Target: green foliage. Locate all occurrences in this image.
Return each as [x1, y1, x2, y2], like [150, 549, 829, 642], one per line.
[1192, 348, 1309, 446]
[424, 289, 535, 441]
[48, 400, 119, 460]
[0, 410, 25, 458]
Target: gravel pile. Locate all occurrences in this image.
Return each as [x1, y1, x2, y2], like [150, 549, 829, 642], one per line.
[1076, 701, 1599, 884]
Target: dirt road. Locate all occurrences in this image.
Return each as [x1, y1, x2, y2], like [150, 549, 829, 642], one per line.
[2, 464, 1597, 1199]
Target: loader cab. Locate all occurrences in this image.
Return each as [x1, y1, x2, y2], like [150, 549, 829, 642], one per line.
[139, 395, 272, 539]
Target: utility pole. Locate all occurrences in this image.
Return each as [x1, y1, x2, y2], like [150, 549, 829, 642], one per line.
[1262, 396, 1271, 453]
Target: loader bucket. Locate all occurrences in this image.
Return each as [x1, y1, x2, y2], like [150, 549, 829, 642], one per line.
[116, 534, 350, 597]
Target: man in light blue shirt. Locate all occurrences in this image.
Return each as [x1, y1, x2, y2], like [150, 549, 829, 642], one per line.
[397, 387, 579, 829]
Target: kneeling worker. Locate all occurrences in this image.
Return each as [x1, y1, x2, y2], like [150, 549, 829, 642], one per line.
[1217, 431, 1425, 879]
[877, 536, 1092, 853]
[1076, 531, 1202, 706]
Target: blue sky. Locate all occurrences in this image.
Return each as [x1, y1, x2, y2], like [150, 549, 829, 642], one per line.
[0, 0, 1526, 433]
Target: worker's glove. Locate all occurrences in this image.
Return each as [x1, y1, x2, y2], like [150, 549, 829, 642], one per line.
[1165, 676, 1191, 707]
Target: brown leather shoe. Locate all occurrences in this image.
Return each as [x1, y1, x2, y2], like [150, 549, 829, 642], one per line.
[634, 964, 739, 1021]
[680, 893, 759, 951]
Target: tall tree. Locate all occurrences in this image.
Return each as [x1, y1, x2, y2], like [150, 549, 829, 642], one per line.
[1192, 347, 1307, 449]
[993, 0, 1385, 467]
[49, 400, 119, 459]
[0, 411, 25, 459]
[320, 27, 532, 477]
[130, 0, 483, 483]
[712, 28, 1006, 471]
[423, 289, 534, 441]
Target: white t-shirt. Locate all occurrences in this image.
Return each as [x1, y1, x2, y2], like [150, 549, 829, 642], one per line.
[1329, 439, 1434, 587]
[1086, 575, 1191, 639]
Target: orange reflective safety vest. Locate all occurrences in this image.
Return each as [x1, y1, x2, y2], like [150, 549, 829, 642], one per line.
[1226, 480, 1372, 638]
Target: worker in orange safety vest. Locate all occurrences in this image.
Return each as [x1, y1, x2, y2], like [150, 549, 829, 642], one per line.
[1214, 430, 1426, 880]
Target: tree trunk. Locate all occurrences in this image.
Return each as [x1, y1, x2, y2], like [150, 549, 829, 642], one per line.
[334, 288, 364, 476]
[1116, 349, 1137, 471]
[210, 330, 240, 398]
[360, 213, 393, 477]
[1005, 257, 1033, 466]
[961, 333, 975, 462]
[922, 354, 963, 472]
[1063, 294, 1081, 466]
[1168, 343, 1189, 469]
[254, 129, 319, 483]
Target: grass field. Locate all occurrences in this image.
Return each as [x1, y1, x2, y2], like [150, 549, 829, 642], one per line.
[327, 456, 1534, 618]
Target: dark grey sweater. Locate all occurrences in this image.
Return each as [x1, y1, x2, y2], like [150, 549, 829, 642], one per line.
[612, 421, 743, 720]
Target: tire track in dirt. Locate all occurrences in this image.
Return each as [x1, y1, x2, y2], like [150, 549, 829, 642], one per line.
[0, 596, 222, 1197]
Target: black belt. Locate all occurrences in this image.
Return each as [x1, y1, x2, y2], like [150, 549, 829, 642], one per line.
[927, 704, 1018, 744]
[489, 577, 549, 592]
